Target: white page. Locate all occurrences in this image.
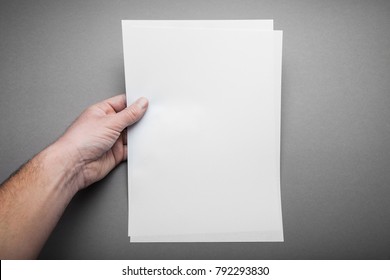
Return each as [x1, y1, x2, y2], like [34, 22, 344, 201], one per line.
[123, 20, 280, 242]
[123, 20, 283, 242]
[123, 23, 283, 242]
[123, 26, 283, 241]
[129, 31, 283, 243]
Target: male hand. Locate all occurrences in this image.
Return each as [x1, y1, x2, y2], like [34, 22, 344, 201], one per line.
[57, 94, 148, 191]
[0, 94, 148, 259]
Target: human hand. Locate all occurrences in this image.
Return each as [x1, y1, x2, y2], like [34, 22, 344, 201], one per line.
[55, 94, 148, 191]
[0, 95, 148, 259]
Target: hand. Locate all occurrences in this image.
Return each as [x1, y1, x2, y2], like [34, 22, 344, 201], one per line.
[56, 94, 148, 191]
[0, 94, 148, 259]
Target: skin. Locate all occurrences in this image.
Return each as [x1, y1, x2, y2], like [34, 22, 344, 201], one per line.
[0, 94, 148, 259]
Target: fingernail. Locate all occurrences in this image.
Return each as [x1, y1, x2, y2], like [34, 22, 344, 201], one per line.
[135, 97, 148, 109]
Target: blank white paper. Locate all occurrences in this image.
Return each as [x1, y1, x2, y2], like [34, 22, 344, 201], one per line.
[122, 20, 284, 242]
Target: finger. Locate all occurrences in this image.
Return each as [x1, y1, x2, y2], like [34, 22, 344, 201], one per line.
[123, 145, 127, 161]
[122, 129, 127, 145]
[111, 138, 126, 165]
[96, 94, 127, 113]
[116, 97, 148, 129]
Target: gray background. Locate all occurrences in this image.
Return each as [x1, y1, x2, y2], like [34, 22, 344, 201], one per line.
[0, 0, 389, 259]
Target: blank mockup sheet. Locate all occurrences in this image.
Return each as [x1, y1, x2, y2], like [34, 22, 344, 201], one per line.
[122, 20, 284, 242]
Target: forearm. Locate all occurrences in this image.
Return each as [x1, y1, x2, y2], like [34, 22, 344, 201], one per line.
[0, 141, 80, 259]
[0, 95, 147, 259]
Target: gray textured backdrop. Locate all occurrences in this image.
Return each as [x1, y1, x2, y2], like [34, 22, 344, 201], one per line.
[0, 0, 389, 259]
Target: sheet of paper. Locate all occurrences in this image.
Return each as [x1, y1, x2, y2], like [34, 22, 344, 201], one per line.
[129, 31, 283, 243]
[126, 21, 283, 243]
[122, 20, 284, 242]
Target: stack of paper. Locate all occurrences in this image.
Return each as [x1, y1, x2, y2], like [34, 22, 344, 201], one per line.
[122, 20, 284, 242]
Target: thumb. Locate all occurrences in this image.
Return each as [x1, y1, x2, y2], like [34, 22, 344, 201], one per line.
[116, 97, 149, 129]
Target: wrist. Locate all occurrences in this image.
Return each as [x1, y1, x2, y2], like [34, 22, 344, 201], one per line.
[39, 139, 84, 196]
